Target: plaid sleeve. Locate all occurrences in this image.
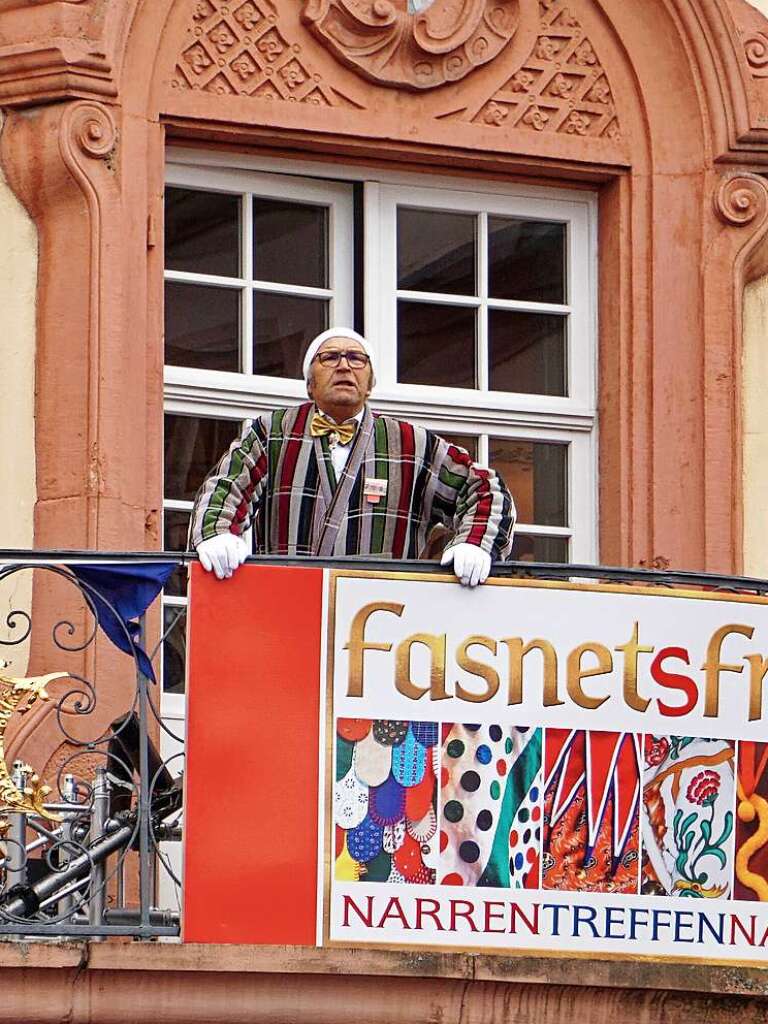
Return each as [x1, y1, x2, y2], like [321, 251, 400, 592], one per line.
[429, 435, 516, 560]
[189, 415, 271, 549]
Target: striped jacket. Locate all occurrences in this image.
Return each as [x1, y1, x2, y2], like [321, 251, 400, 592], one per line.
[190, 402, 515, 560]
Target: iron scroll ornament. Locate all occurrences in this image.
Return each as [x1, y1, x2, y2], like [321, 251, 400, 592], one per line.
[301, 0, 522, 90]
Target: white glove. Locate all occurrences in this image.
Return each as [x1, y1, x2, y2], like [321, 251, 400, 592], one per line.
[197, 534, 249, 580]
[441, 543, 492, 588]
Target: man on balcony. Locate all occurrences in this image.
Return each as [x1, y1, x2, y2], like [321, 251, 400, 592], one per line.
[190, 328, 515, 587]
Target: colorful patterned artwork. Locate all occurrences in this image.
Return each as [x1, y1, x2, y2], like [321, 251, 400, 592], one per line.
[440, 724, 541, 888]
[733, 742, 768, 902]
[542, 730, 640, 893]
[334, 718, 438, 884]
[641, 735, 735, 898]
[334, 721, 746, 900]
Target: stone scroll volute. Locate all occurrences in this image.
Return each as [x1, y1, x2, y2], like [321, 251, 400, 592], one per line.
[301, 0, 526, 90]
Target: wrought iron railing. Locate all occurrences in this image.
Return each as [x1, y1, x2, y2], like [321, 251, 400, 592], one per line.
[0, 549, 766, 942]
[0, 554, 184, 939]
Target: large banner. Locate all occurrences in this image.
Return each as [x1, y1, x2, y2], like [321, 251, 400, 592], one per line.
[185, 564, 768, 962]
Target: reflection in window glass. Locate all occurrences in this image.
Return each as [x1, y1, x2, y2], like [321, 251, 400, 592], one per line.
[511, 534, 568, 563]
[489, 439, 567, 526]
[253, 199, 328, 289]
[438, 434, 478, 460]
[164, 415, 242, 502]
[163, 510, 191, 597]
[165, 187, 240, 278]
[398, 302, 476, 388]
[398, 209, 477, 296]
[164, 282, 240, 372]
[162, 605, 186, 694]
[488, 310, 566, 396]
[253, 292, 328, 378]
[488, 217, 565, 304]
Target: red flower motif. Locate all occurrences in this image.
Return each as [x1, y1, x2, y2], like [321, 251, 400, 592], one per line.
[645, 736, 669, 767]
[686, 769, 720, 806]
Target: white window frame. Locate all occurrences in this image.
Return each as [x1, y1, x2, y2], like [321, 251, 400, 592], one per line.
[164, 163, 355, 400]
[162, 151, 599, 713]
[369, 182, 593, 414]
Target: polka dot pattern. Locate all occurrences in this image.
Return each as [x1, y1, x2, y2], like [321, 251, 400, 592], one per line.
[476, 744, 492, 765]
[439, 724, 543, 889]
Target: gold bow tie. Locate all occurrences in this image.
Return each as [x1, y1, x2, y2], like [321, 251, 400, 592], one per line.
[310, 412, 357, 446]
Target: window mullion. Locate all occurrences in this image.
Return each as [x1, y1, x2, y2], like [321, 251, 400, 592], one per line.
[242, 192, 253, 376]
[478, 212, 489, 392]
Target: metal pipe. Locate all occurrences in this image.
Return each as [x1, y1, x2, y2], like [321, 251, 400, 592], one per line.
[41, 803, 92, 814]
[39, 876, 88, 912]
[116, 856, 125, 909]
[137, 613, 153, 928]
[5, 762, 28, 888]
[0, 828, 60, 869]
[1, 549, 768, 594]
[57, 776, 77, 919]
[5, 812, 27, 888]
[72, 907, 179, 928]
[0, 821, 134, 918]
[88, 768, 109, 932]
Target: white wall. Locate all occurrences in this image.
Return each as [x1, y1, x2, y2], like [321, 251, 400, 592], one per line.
[746, 0, 768, 17]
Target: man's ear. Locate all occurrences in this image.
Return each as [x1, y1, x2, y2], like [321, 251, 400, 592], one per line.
[306, 373, 314, 400]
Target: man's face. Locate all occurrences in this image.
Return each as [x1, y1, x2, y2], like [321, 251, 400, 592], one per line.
[307, 337, 373, 417]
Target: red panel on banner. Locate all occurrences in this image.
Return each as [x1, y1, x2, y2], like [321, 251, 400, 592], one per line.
[183, 563, 324, 944]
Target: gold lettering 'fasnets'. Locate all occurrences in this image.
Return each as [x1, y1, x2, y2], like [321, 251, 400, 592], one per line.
[342, 603, 768, 722]
[344, 602, 403, 698]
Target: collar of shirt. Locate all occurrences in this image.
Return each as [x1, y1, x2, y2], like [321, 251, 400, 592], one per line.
[315, 407, 365, 446]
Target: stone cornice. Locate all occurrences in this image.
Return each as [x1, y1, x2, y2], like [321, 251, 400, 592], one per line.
[0, 0, 88, 10]
[0, 40, 115, 105]
[0, 0, 119, 106]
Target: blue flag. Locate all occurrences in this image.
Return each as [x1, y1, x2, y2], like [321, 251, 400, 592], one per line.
[69, 562, 180, 683]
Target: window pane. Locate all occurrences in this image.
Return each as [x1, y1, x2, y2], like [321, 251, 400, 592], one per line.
[163, 510, 190, 597]
[165, 282, 240, 372]
[489, 439, 567, 526]
[511, 534, 569, 563]
[438, 434, 478, 460]
[488, 310, 566, 396]
[165, 187, 240, 278]
[253, 292, 328, 378]
[488, 218, 565, 304]
[397, 209, 476, 295]
[162, 605, 186, 695]
[164, 415, 242, 502]
[253, 199, 328, 288]
[398, 302, 476, 388]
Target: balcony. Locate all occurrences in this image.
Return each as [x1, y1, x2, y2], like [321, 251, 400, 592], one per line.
[1, 550, 767, 944]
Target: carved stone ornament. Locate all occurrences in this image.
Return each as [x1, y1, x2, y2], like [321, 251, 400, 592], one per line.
[714, 174, 768, 226]
[469, 0, 619, 139]
[744, 30, 768, 78]
[173, 0, 363, 109]
[66, 102, 118, 160]
[301, 0, 522, 90]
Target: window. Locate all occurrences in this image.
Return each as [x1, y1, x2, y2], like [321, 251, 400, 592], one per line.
[162, 153, 598, 705]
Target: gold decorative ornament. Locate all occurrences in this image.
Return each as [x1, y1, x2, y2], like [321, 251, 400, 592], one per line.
[0, 670, 69, 830]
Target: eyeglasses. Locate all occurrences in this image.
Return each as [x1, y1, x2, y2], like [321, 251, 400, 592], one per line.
[314, 349, 371, 369]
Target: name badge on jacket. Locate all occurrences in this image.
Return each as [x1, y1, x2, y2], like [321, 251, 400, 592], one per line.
[364, 477, 388, 505]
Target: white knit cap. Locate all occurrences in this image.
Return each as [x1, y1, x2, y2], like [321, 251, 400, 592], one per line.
[302, 327, 374, 381]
